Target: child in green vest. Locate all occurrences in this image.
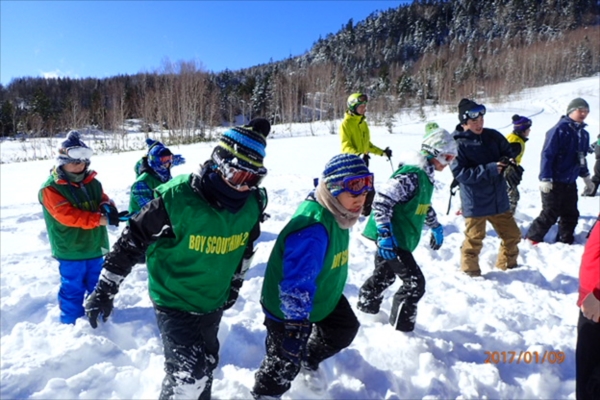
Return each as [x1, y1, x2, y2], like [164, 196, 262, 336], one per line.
[129, 138, 186, 214]
[252, 153, 373, 399]
[357, 122, 457, 332]
[85, 120, 270, 400]
[39, 130, 123, 324]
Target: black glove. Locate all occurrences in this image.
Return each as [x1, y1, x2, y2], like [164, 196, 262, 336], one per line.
[384, 147, 393, 158]
[85, 273, 120, 328]
[504, 163, 524, 188]
[362, 154, 370, 166]
[100, 204, 128, 227]
[281, 320, 311, 365]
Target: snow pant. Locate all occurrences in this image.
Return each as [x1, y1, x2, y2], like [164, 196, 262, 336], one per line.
[507, 184, 520, 214]
[527, 182, 579, 244]
[585, 145, 600, 196]
[358, 251, 425, 332]
[57, 257, 103, 324]
[154, 305, 223, 400]
[461, 210, 521, 274]
[576, 311, 600, 400]
[252, 295, 359, 398]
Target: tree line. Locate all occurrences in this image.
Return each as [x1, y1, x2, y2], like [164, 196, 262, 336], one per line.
[0, 0, 598, 144]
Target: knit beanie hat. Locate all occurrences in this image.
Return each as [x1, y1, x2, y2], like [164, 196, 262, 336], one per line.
[322, 153, 370, 197]
[512, 115, 532, 133]
[56, 130, 93, 166]
[211, 126, 267, 173]
[422, 122, 457, 159]
[244, 118, 271, 137]
[458, 98, 484, 124]
[566, 98, 589, 115]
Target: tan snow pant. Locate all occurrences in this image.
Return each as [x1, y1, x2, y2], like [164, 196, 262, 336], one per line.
[461, 210, 521, 274]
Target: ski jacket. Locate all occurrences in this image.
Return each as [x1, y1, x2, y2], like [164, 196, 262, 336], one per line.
[261, 196, 349, 323]
[102, 171, 266, 314]
[129, 158, 167, 214]
[539, 116, 590, 183]
[506, 132, 528, 165]
[340, 112, 384, 156]
[39, 167, 110, 260]
[451, 126, 513, 218]
[578, 218, 600, 307]
[363, 159, 438, 252]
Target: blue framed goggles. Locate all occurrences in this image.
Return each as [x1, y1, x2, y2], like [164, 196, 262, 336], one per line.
[339, 173, 374, 195]
[462, 105, 486, 121]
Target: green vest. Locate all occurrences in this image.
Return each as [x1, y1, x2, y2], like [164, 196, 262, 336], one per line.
[261, 199, 349, 322]
[39, 171, 109, 260]
[128, 171, 163, 213]
[148, 174, 263, 313]
[364, 165, 434, 252]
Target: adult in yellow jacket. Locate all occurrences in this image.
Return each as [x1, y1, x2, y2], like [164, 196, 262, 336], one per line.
[340, 93, 392, 215]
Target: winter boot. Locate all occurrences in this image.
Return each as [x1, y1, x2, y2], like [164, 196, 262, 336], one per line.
[356, 293, 382, 314]
[299, 365, 327, 395]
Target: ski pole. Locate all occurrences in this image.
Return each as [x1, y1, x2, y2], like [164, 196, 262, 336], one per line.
[388, 157, 395, 173]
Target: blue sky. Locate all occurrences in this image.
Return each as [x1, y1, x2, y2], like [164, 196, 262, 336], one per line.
[1, 1, 410, 86]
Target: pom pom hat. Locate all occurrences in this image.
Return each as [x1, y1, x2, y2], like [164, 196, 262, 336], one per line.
[322, 153, 372, 196]
[56, 130, 93, 166]
[512, 115, 532, 133]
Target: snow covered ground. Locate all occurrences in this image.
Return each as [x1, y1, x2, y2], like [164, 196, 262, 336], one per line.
[1, 75, 599, 399]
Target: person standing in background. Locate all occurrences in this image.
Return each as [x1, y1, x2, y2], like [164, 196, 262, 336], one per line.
[340, 92, 392, 216]
[505, 114, 532, 214]
[39, 130, 124, 324]
[582, 133, 600, 197]
[526, 98, 593, 244]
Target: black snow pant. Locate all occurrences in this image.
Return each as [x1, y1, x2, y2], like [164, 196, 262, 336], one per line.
[576, 311, 600, 400]
[154, 304, 223, 400]
[357, 250, 425, 332]
[252, 295, 359, 398]
[526, 182, 579, 244]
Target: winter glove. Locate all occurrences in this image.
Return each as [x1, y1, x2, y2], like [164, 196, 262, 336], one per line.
[539, 181, 553, 194]
[582, 175, 595, 196]
[376, 223, 399, 260]
[362, 154, 370, 166]
[383, 147, 393, 158]
[100, 203, 128, 227]
[503, 163, 524, 188]
[223, 253, 254, 311]
[172, 154, 186, 166]
[429, 224, 444, 250]
[281, 320, 311, 366]
[85, 270, 122, 328]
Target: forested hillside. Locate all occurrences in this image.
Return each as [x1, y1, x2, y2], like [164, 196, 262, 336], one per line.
[0, 0, 597, 143]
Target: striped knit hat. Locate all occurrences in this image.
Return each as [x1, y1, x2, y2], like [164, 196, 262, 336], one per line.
[56, 130, 92, 167]
[211, 126, 267, 173]
[512, 115, 532, 133]
[322, 154, 370, 196]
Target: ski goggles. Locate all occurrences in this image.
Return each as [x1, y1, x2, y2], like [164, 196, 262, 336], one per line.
[219, 162, 267, 188]
[339, 173, 374, 195]
[462, 105, 486, 121]
[158, 154, 173, 166]
[349, 94, 368, 108]
[61, 146, 93, 161]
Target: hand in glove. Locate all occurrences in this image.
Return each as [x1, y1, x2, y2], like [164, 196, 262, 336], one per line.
[383, 147, 393, 158]
[376, 223, 398, 260]
[172, 154, 186, 166]
[539, 181, 553, 194]
[503, 163, 524, 188]
[281, 320, 311, 365]
[85, 271, 121, 328]
[100, 203, 128, 227]
[582, 175, 595, 196]
[429, 225, 444, 250]
[581, 292, 600, 323]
